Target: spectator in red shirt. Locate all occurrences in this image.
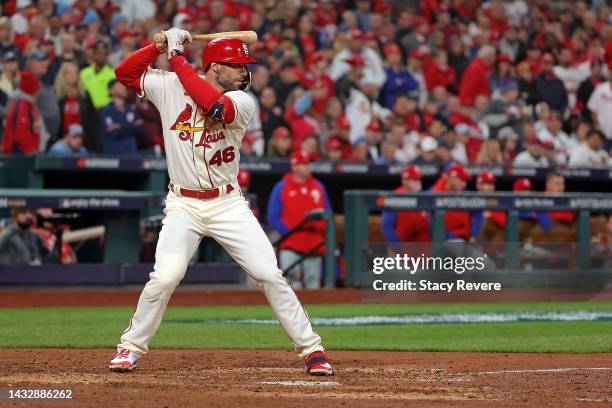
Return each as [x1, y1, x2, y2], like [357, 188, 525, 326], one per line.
[267, 151, 333, 289]
[2, 71, 43, 153]
[425, 49, 457, 92]
[381, 165, 431, 244]
[459, 44, 496, 107]
[325, 116, 353, 160]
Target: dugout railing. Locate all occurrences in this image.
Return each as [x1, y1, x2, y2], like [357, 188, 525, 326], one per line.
[344, 190, 612, 287]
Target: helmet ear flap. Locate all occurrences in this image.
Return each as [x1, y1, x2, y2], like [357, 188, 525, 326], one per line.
[239, 68, 252, 92]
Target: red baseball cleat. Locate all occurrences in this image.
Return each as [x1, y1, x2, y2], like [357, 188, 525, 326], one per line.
[305, 351, 335, 376]
[109, 348, 138, 372]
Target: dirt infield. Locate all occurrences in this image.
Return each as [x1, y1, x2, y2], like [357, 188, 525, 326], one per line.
[1, 349, 611, 407]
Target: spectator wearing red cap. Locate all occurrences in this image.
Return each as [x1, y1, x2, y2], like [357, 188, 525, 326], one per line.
[267, 151, 333, 289]
[305, 51, 335, 115]
[337, 53, 392, 142]
[266, 126, 293, 158]
[513, 135, 549, 167]
[328, 28, 386, 88]
[459, 45, 496, 107]
[381, 43, 418, 109]
[109, 29, 140, 68]
[424, 50, 457, 93]
[489, 54, 515, 97]
[535, 53, 569, 114]
[381, 165, 431, 244]
[362, 120, 384, 161]
[325, 116, 353, 160]
[325, 138, 343, 161]
[2, 71, 43, 153]
[431, 163, 472, 241]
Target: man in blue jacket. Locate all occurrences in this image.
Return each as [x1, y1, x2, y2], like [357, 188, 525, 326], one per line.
[99, 79, 144, 155]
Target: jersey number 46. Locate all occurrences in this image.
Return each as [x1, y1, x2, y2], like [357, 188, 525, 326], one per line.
[209, 146, 235, 166]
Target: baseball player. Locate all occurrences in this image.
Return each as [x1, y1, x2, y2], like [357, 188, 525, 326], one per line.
[108, 28, 333, 376]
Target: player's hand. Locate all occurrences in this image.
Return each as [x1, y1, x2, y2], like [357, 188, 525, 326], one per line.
[163, 27, 192, 59]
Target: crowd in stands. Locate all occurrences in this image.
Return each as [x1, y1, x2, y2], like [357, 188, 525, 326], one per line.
[0, 0, 611, 167]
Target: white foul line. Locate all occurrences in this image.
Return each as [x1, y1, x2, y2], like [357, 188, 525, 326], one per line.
[260, 381, 340, 387]
[478, 367, 612, 375]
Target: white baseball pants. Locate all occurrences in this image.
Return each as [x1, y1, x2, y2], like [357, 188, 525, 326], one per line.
[118, 189, 324, 359]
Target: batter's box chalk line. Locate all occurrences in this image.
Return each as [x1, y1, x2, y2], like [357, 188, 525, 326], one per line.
[259, 380, 341, 387]
[478, 367, 612, 375]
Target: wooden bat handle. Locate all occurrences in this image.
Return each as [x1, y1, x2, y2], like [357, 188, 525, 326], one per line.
[154, 30, 258, 46]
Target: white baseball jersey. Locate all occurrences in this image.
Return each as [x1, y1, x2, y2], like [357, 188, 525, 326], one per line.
[140, 67, 255, 190]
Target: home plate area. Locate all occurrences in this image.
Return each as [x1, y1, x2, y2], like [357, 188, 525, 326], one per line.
[1, 349, 611, 407]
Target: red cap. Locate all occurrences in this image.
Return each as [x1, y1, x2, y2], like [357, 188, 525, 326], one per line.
[526, 135, 540, 145]
[19, 71, 40, 96]
[347, 28, 363, 40]
[384, 43, 402, 56]
[541, 53, 555, 64]
[401, 165, 422, 181]
[366, 120, 382, 132]
[118, 29, 138, 41]
[541, 139, 554, 149]
[250, 42, 268, 54]
[497, 53, 512, 64]
[290, 150, 312, 165]
[409, 48, 426, 60]
[237, 169, 251, 187]
[362, 31, 377, 41]
[335, 116, 351, 130]
[445, 163, 471, 181]
[345, 54, 365, 66]
[513, 178, 533, 192]
[326, 138, 342, 151]
[311, 50, 327, 63]
[272, 126, 290, 139]
[477, 171, 496, 184]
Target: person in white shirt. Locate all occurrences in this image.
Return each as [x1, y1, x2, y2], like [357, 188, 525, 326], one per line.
[536, 110, 571, 165]
[569, 129, 610, 167]
[327, 28, 386, 88]
[514, 135, 549, 167]
[587, 80, 612, 144]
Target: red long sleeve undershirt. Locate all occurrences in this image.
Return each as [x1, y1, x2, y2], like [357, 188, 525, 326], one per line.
[169, 55, 236, 124]
[114, 43, 163, 92]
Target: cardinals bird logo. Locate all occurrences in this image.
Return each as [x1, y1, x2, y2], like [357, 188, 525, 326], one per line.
[170, 103, 194, 131]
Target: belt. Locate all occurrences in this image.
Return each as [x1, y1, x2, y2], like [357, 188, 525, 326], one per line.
[169, 182, 234, 200]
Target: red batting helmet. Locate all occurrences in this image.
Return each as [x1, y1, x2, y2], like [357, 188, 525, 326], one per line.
[202, 38, 258, 70]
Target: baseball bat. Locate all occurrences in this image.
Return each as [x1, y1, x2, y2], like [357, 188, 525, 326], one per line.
[154, 30, 258, 46]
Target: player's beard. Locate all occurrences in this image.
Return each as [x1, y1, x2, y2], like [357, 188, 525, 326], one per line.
[216, 76, 241, 92]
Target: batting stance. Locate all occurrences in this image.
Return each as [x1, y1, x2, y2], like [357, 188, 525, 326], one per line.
[109, 28, 333, 376]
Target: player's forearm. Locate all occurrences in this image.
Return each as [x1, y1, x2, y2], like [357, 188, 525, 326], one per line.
[115, 43, 163, 92]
